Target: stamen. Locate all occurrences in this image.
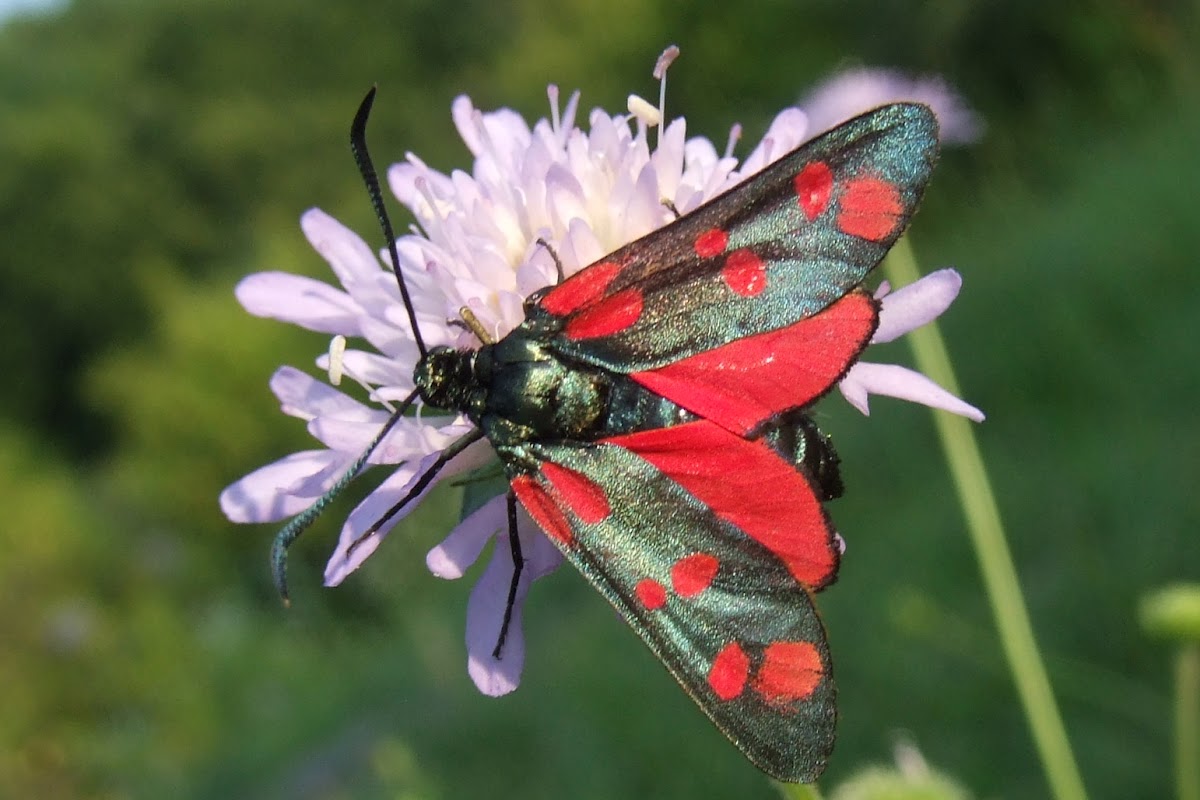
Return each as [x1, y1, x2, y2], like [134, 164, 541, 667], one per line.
[371, 392, 398, 414]
[413, 176, 440, 220]
[471, 108, 499, 165]
[327, 335, 347, 386]
[351, 376, 397, 414]
[547, 84, 561, 137]
[627, 94, 662, 127]
[560, 90, 581, 136]
[320, 344, 398, 414]
[653, 45, 680, 147]
[413, 176, 447, 243]
[724, 123, 743, 160]
[653, 44, 680, 81]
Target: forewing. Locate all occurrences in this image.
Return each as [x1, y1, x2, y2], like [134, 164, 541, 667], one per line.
[505, 420, 840, 782]
[532, 103, 937, 373]
[630, 288, 878, 435]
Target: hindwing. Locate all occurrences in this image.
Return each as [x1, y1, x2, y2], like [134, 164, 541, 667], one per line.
[505, 420, 840, 783]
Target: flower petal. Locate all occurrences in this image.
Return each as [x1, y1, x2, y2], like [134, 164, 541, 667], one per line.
[737, 107, 808, 177]
[307, 415, 470, 465]
[220, 449, 345, 523]
[269, 366, 374, 421]
[301, 208, 391, 288]
[306, 416, 391, 456]
[464, 510, 564, 696]
[235, 272, 366, 335]
[427, 496, 506, 578]
[840, 362, 985, 421]
[427, 493, 508, 579]
[873, 268, 962, 343]
[322, 456, 436, 586]
[322, 437, 494, 585]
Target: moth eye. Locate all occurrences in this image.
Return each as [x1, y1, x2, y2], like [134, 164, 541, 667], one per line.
[523, 287, 549, 311]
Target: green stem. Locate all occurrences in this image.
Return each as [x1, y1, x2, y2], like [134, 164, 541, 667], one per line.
[883, 238, 1089, 800]
[1178, 644, 1200, 800]
[775, 780, 823, 800]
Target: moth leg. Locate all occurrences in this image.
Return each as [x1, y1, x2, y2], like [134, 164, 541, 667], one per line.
[535, 237, 565, 284]
[661, 198, 681, 219]
[493, 491, 525, 659]
[346, 429, 485, 557]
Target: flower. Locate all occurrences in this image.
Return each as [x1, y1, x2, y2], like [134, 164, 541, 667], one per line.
[839, 270, 985, 421]
[221, 50, 982, 697]
[801, 67, 983, 144]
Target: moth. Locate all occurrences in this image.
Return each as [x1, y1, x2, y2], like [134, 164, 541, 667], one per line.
[273, 89, 939, 783]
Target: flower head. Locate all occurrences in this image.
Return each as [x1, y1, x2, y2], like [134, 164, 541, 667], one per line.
[222, 51, 982, 696]
[801, 67, 983, 144]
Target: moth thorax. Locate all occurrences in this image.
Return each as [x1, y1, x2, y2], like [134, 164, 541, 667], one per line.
[413, 346, 477, 411]
[551, 369, 607, 438]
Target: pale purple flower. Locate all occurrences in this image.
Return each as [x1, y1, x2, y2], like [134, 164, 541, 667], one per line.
[801, 67, 983, 144]
[839, 270, 985, 421]
[222, 53, 982, 697]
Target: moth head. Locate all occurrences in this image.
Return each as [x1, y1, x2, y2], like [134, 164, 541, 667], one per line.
[413, 346, 476, 411]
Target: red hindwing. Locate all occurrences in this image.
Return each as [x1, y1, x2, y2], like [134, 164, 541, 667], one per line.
[507, 434, 839, 783]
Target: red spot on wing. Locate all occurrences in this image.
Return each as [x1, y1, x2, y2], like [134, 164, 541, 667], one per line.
[602, 421, 838, 588]
[511, 475, 573, 546]
[634, 578, 667, 610]
[837, 176, 903, 242]
[795, 162, 833, 220]
[695, 228, 729, 258]
[721, 249, 767, 297]
[631, 291, 877, 434]
[708, 642, 750, 701]
[752, 641, 823, 703]
[564, 288, 644, 340]
[671, 553, 720, 597]
[540, 260, 622, 316]
[540, 462, 610, 524]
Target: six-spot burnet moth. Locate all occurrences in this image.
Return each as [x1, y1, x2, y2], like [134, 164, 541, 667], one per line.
[268, 86, 940, 783]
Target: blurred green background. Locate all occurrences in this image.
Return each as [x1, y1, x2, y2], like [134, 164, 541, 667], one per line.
[3, 0, 1198, 797]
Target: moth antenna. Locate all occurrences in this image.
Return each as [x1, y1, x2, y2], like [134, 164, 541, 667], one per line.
[535, 237, 565, 283]
[350, 87, 429, 360]
[271, 389, 419, 605]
